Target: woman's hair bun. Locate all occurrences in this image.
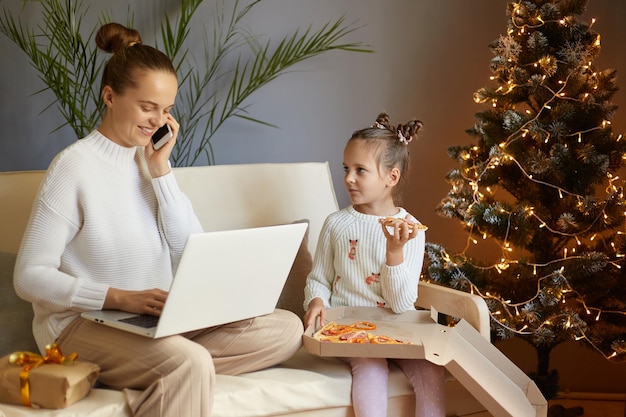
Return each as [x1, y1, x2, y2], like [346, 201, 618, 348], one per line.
[95, 22, 142, 53]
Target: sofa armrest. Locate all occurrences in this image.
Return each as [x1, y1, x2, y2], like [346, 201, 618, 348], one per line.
[415, 281, 491, 342]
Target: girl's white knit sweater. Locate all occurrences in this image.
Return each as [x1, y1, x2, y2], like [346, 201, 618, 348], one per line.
[303, 206, 425, 314]
[13, 130, 203, 352]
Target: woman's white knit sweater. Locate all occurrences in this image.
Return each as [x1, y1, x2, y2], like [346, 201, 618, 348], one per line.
[13, 130, 203, 352]
[303, 206, 425, 314]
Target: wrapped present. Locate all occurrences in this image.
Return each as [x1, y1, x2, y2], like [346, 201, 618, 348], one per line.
[0, 343, 100, 409]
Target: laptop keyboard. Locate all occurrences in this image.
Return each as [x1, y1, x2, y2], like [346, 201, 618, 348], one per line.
[119, 314, 159, 328]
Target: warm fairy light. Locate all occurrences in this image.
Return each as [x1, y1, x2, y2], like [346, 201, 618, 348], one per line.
[437, 5, 626, 362]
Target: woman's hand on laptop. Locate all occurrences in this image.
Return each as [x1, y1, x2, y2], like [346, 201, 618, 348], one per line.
[104, 287, 169, 316]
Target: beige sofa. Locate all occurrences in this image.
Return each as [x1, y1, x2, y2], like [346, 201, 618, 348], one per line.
[0, 162, 493, 417]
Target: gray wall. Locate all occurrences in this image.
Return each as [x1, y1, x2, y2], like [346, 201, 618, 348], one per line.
[2, 0, 625, 253]
[1, 0, 626, 392]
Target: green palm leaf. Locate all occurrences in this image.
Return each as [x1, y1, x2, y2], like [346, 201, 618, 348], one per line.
[0, 0, 372, 166]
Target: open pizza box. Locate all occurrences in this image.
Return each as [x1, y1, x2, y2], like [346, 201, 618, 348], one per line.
[303, 306, 547, 417]
[303, 306, 433, 358]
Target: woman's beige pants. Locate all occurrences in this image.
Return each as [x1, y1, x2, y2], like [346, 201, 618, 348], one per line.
[57, 309, 303, 417]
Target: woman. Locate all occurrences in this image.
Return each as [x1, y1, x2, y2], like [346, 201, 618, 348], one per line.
[13, 22, 303, 417]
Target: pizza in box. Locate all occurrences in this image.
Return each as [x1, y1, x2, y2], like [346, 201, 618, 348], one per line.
[312, 321, 411, 345]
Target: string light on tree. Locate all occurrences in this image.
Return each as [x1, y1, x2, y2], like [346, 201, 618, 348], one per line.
[425, 0, 626, 400]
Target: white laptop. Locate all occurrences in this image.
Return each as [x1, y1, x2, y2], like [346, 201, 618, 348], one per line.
[81, 222, 308, 338]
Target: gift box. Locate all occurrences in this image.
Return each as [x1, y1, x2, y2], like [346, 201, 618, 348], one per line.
[0, 343, 100, 409]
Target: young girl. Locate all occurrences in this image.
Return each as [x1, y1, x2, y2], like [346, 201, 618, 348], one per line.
[303, 113, 446, 417]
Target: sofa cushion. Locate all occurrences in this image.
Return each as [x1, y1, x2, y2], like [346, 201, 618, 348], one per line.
[0, 252, 38, 356]
[275, 220, 313, 320]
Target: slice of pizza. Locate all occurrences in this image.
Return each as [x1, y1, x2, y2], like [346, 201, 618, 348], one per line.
[367, 334, 410, 344]
[313, 321, 351, 342]
[381, 217, 428, 231]
[315, 328, 369, 343]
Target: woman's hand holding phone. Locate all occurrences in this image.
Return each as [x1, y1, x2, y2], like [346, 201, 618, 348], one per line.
[145, 114, 179, 178]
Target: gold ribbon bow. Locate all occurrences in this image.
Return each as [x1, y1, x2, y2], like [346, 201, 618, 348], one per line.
[9, 343, 78, 407]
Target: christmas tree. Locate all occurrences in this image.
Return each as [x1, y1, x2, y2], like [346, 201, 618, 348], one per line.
[425, 0, 626, 398]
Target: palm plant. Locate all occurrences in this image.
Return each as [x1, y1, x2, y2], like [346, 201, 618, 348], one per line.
[0, 0, 371, 166]
[0, 0, 105, 137]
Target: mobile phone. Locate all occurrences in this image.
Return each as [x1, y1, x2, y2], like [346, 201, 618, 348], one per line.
[151, 124, 173, 150]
